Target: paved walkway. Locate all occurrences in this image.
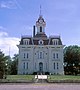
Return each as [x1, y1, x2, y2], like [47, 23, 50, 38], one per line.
[0, 84, 80, 90]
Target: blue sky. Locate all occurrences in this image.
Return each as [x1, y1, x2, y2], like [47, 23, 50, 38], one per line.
[0, 0, 80, 57]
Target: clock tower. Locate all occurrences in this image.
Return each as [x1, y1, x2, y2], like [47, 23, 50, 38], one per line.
[36, 6, 46, 35]
[36, 15, 46, 34]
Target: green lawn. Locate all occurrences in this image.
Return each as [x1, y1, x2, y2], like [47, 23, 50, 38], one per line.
[6, 75, 34, 81]
[48, 75, 80, 80]
[1, 75, 80, 82]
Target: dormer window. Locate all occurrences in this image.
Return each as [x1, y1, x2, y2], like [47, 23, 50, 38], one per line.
[39, 40, 43, 45]
[23, 39, 29, 45]
[52, 39, 59, 45]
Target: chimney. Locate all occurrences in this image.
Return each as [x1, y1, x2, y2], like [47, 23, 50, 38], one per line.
[33, 25, 35, 37]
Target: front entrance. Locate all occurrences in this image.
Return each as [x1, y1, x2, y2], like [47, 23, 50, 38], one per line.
[39, 62, 43, 74]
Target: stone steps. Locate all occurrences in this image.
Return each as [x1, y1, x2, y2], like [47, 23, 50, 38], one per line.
[35, 75, 48, 83]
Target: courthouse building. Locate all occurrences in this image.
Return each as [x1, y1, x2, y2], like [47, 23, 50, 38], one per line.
[17, 14, 64, 75]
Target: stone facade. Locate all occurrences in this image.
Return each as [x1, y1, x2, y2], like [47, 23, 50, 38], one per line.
[17, 15, 64, 75]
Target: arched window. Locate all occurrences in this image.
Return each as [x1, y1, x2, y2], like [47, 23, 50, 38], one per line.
[40, 26, 42, 32]
[40, 41, 42, 44]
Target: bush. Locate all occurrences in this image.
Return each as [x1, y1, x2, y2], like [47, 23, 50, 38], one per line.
[45, 72, 49, 75]
[33, 72, 37, 75]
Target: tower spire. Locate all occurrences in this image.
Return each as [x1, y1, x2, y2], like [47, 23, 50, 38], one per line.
[40, 5, 42, 16]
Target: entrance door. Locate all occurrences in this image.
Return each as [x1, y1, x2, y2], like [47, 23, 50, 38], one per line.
[39, 62, 43, 74]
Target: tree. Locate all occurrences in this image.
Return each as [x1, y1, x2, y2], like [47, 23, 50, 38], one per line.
[6, 56, 12, 75]
[64, 45, 80, 75]
[10, 54, 18, 75]
[0, 50, 8, 78]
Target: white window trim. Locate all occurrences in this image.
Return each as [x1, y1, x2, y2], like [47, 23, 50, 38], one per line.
[23, 39, 30, 45]
[52, 52, 59, 59]
[38, 40, 44, 45]
[38, 51, 44, 59]
[52, 39, 59, 45]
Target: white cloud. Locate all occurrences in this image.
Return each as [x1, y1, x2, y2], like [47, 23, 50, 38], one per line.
[0, 0, 22, 9]
[0, 26, 6, 30]
[0, 31, 20, 57]
[0, 31, 8, 37]
[0, 3, 9, 8]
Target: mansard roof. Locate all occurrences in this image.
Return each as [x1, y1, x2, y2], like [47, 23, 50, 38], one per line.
[49, 36, 62, 45]
[34, 33, 47, 38]
[20, 35, 32, 45]
[19, 35, 62, 45]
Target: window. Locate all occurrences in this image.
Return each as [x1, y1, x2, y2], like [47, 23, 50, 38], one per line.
[53, 53, 55, 59]
[27, 53, 29, 59]
[43, 52, 44, 59]
[56, 53, 58, 59]
[23, 39, 29, 45]
[53, 53, 59, 59]
[38, 52, 39, 59]
[23, 62, 25, 69]
[23, 72, 25, 74]
[46, 63, 47, 70]
[54, 63, 55, 69]
[52, 39, 59, 45]
[40, 41, 42, 44]
[38, 40, 43, 45]
[24, 53, 25, 58]
[38, 51, 44, 59]
[27, 62, 28, 69]
[56, 41, 58, 45]
[35, 63, 36, 69]
[40, 52, 42, 59]
[57, 63, 58, 69]
[24, 41, 26, 45]
[40, 26, 42, 32]
[53, 40, 55, 45]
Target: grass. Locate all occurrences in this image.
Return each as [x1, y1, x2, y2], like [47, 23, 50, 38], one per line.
[5, 75, 80, 81]
[1, 75, 80, 83]
[48, 75, 80, 81]
[6, 75, 34, 81]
